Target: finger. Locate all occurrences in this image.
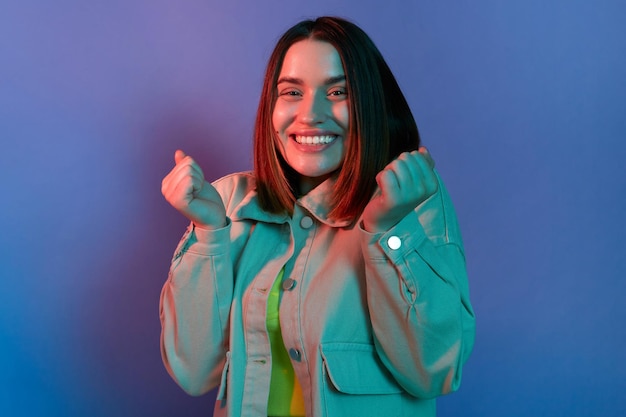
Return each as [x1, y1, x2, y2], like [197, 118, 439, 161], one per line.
[376, 166, 402, 202]
[174, 150, 204, 177]
[174, 149, 187, 165]
[171, 164, 204, 195]
[173, 173, 203, 200]
[163, 151, 197, 191]
[418, 146, 435, 169]
[392, 152, 437, 201]
[408, 150, 435, 177]
[389, 152, 419, 189]
[169, 170, 205, 209]
[163, 159, 204, 200]
[161, 164, 183, 196]
[408, 152, 438, 196]
[170, 153, 205, 184]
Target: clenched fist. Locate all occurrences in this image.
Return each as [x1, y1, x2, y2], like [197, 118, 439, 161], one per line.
[161, 150, 227, 229]
[362, 147, 438, 233]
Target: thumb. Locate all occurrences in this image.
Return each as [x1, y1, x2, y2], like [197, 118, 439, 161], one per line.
[374, 169, 392, 198]
[174, 149, 187, 165]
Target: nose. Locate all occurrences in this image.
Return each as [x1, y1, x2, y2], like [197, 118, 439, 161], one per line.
[298, 91, 327, 124]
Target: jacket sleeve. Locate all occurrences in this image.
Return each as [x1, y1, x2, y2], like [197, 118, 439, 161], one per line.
[159, 221, 233, 396]
[360, 175, 475, 399]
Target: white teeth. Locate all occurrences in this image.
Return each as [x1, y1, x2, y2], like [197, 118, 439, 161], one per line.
[294, 135, 336, 145]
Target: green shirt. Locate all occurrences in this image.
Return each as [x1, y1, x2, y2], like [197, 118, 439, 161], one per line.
[266, 269, 305, 416]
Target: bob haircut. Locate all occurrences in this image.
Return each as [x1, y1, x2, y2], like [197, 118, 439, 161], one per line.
[254, 16, 420, 222]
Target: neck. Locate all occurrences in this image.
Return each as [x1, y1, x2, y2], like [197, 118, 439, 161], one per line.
[298, 173, 333, 196]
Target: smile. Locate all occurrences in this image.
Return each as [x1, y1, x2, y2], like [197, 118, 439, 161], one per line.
[293, 135, 337, 145]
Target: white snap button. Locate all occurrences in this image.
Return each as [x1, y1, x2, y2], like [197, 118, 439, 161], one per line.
[300, 216, 313, 229]
[388, 236, 402, 250]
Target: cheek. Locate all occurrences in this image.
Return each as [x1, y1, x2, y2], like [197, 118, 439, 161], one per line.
[272, 102, 292, 132]
[334, 103, 350, 129]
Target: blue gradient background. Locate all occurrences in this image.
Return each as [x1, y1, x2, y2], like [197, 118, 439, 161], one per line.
[1, 1, 624, 416]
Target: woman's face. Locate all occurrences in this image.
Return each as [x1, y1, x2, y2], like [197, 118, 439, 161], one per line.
[272, 39, 350, 194]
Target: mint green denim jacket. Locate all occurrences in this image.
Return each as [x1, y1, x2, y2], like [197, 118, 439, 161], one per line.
[160, 171, 475, 417]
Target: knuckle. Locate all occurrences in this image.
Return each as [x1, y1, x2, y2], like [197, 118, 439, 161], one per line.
[398, 151, 411, 161]
[161, 179, 172, 196]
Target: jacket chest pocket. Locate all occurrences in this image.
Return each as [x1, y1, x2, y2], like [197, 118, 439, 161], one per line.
[319, 343, 403, 416]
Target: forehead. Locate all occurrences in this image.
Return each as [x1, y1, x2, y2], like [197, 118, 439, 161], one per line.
[279, 39, 345, 78]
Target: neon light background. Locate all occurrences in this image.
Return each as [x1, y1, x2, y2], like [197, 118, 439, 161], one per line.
[1, 1, 624, 416]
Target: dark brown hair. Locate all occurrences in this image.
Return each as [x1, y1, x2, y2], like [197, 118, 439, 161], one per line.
[254, 16, 420, 222]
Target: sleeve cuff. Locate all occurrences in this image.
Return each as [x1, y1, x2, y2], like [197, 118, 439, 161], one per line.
[182, 219, 232, 256]
[360, 211, 427, 263]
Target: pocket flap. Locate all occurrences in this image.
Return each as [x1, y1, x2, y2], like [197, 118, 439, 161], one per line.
[320, 343, 402, 395]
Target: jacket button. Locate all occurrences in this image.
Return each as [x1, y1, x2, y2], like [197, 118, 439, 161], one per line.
[387, 236, 402, 250]
[300, 216, 313, 229]
[282, 278, 296, 291]
[289, 348, 302, 362]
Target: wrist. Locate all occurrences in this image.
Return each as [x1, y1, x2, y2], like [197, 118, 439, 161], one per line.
[362, 218, 392, 234]
[192, 217, 227, 231]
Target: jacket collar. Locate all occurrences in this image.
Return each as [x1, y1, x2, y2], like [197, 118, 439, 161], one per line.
[297, 177, 354, 228]
[229, 176, 354, 228]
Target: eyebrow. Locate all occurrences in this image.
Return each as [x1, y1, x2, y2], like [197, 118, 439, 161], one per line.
[277, 75, 346, 86]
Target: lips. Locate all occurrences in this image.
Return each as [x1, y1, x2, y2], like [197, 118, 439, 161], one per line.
[292, 134, 338, 145]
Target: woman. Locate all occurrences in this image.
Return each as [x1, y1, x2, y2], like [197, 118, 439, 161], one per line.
[160, 16, 475, 417]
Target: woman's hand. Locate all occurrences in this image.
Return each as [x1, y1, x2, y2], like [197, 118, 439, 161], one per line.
[161, 150, 227, 229]
[362, 147, 438, 233]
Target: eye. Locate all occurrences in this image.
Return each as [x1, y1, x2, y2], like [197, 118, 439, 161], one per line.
[278, 88, 302, 101]
[328, 87, 347, 99]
